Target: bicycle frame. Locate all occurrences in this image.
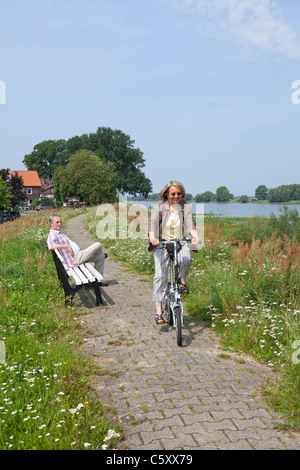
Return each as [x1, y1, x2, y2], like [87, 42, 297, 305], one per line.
[166, 240, 184, 329]
[159, 238, 191, 344]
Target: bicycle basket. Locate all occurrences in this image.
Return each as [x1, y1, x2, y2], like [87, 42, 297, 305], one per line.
[165, 242, 182, 255]
[176, 241, 182, 253]
[166, 243, 175, 255]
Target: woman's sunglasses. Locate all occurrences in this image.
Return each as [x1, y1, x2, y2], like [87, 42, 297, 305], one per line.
[170, 192, 182, 196]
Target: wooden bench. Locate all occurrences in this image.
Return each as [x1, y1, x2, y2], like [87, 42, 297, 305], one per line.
[52, 249, 104, 306]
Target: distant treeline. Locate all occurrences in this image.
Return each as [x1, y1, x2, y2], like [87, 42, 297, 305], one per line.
[260, 184, 300, 203]
[134, 184, 300, 203]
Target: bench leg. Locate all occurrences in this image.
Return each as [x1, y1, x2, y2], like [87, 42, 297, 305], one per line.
[57, 279, 75, 305]
[92, 283, 103, 306]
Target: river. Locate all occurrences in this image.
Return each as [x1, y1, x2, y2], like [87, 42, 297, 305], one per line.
[129, 201, 300, 218]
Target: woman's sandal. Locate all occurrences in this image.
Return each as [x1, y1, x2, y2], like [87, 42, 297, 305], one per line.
[180, 284, 189, 295]
[155, 314, 165, 325]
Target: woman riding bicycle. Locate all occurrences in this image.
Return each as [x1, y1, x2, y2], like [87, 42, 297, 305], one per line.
[148, 181, 199, 325]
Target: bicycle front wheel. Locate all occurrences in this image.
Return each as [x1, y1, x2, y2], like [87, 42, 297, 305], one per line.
[164, 295, 173, 326]
[174, 305, 182, 346]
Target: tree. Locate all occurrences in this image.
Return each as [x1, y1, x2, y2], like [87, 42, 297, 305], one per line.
[195, 191, 215, 202]
[23, 127, 153, 196]
[268, 184, 300, 202]
[290, 184, 300, 200]
[240, 195, 249, 203]
[83, 127, 152, 197]
[216, 186, 230, 202]
[268, 186, 291, 202]
[52, 166, 68, 203]
[0, 178, 12, 210]
[0, 169, 26, 207]
[255, 185, 268, 200]
[203, 191, 215, 202]
[23, 140, 68, 179]
[53, 150, 119, 205]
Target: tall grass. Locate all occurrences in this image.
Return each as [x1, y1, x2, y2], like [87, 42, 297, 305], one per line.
[187, 221, 300, 429]
[0, 212, 121, 450]
[86, 206, 300, 430]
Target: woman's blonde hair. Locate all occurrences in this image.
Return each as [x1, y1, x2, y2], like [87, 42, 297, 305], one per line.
[160, 181, 186, 200]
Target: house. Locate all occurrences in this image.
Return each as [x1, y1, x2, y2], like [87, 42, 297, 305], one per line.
[9, 170, 42, 206]
[39, 179, 54, 200]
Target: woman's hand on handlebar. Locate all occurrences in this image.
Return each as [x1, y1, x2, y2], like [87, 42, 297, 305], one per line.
[191, 230, 200, 246]
[149, 238, 160, 247]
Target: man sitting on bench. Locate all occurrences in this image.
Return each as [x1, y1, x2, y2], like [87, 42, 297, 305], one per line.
[47, 214, 106, 278]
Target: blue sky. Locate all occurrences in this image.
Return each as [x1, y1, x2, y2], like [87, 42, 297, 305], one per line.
[1, 0, 300, 196]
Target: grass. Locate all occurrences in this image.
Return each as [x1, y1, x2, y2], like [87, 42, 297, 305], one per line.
[86, 205, 300, 431]
[186, 218, 300, 430]
[0, 210, 121, 450]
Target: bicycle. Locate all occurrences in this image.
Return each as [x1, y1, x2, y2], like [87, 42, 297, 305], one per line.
[159, 238, 191, 347]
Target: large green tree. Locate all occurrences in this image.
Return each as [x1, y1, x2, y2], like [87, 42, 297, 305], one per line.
[23, 127, 152, 196]
[53, 150, 119, 205]
[23, 140, 68, 179]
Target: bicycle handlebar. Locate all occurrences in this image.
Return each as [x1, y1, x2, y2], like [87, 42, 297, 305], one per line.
[148, 238, 192, 247]
[159, 238, 191, 243]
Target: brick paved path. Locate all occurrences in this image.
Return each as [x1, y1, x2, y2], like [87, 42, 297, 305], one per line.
[65, 214, 299, 450]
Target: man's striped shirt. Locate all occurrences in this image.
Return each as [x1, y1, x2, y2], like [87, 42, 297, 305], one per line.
[47, 230, 80, 269]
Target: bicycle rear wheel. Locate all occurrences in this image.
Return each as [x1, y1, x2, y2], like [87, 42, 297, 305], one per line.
[174, 305, 182, 346]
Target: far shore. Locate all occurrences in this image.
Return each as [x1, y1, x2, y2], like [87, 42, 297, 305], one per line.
[129, 197, 300, 204]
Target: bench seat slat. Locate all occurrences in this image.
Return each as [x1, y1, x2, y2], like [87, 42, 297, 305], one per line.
[54, 250, 90, 285]
[73, 267, 89, 284]
[79, 264, 96, 283]
[54, 249, 67, 267]
[67, 268, 83, 286]
[85, 263, 103, 282]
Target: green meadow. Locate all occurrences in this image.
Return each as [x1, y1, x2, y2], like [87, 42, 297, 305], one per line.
[0, 211, 121, 450]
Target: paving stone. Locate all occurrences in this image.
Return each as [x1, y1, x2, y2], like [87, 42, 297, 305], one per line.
[141, 427, 174, 445]
[64, 214, 300, 451]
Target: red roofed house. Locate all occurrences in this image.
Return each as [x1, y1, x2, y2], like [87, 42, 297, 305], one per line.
[9, 170, 42, 207]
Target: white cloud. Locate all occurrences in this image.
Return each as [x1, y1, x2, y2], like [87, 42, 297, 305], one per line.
[168, 0, 300, 59]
